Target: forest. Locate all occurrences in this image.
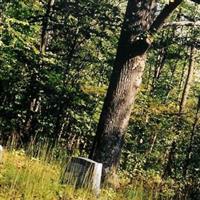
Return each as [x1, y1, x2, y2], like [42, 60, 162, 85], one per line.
[0, 0, 200, 199]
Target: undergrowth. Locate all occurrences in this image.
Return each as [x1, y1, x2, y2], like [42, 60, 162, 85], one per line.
[0, 147, 175, 200]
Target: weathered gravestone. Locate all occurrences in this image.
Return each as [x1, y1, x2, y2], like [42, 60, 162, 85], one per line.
[0, 145, 3, 163]
[61, 157, 102, 195]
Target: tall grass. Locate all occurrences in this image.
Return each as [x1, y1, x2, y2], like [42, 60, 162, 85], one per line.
[0, 143, 174, 200]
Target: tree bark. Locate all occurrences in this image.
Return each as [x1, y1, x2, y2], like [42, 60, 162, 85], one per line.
[90, 0, 183, 177]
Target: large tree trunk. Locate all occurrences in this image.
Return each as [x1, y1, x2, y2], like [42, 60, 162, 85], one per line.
[89, 0, 183, 178]
[89, 0, 156, 175]
[91, 55, 147, 170]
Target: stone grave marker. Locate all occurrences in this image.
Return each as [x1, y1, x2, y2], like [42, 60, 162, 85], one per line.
[61, 157, 102, 195]
[0, 145, 3, 163]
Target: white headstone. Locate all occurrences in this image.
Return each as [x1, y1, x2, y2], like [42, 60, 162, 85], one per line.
[61, 157, 102, 195]
[0, 145, 3, 163]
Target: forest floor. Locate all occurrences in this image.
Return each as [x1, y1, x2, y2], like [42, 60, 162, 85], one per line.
[0, 149, 172, 200]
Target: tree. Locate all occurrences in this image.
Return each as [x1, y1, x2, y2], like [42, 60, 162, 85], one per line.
[183, 96, 200, 177]
[179, 45, 195, 114]
[90, 0, 186, 177]
[0, 0, 123, 148]
[21, 0, 55, 145]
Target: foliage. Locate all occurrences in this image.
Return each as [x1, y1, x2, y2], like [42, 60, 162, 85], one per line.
[0, 0, 200, 198]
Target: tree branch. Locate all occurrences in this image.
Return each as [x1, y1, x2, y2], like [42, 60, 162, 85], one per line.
[190, 0, 200, 4]
[149, 0, 183, 35]
[163, 21, 200, 27]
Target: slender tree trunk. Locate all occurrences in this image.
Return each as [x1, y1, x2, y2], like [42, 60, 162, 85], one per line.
[162, 141, 176, 178]
[164, 62, 177, 101]
[179, 46, 195, 114]
[178, 61, 187, 97]
[40, 0, 55, 54]
[178, 45, 189, 99]
[147, 132, 158, 155]
[0, 2, 3, 36]
[151, 48, 167, 93]
[183, 99, 200, 177]
[21, 0, 55, 145]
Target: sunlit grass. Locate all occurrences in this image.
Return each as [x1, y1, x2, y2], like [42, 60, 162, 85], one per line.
[0, 150, 60, 199]
[0, 147, 174, 200]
